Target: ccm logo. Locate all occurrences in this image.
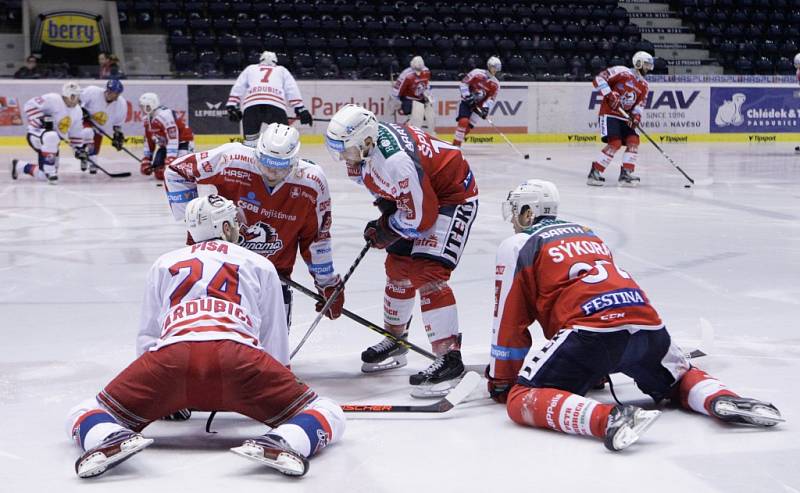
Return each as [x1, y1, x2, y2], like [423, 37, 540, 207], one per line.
[600, 312, 626, 321]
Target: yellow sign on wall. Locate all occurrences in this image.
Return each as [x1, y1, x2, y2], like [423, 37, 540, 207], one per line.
[41, 15, 100, 49]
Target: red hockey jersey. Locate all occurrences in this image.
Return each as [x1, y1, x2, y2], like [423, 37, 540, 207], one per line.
[144, 106, 194, 160]
[593, 66, 649, 120]
[459, 69, 500, 110]
[392, 67, 431, 101]
[488, 218, 663, 382]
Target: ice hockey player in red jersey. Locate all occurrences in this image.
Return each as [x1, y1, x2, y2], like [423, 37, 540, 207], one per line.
[587, 51, 652, 187]
[452, 56, 501, 147]
[326, 104, 478, 398]
[392, 55, 434, 131]
[138, 92, 194, 180]
[487, 179, 783, 451]
[12, 81, 94, 184]
[164, 123, 344, 325]
[66, 195, 345, 478]
[226, 51, 312, 146]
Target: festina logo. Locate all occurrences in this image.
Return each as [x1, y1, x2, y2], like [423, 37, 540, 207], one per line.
[194, 101, 227, 117]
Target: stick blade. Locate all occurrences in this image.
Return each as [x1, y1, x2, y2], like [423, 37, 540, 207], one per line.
[442, 371, 482, 409]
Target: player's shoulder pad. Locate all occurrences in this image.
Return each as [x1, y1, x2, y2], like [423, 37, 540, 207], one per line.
[289, 159, 329, 192]
[496, 232, 532, 263]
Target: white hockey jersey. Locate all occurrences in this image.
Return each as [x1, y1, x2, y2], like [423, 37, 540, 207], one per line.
[23, 92, 84, 144]
[137, 240, 289, 365]
[80, 85, 128, 134]
[227, 63, 305, 113]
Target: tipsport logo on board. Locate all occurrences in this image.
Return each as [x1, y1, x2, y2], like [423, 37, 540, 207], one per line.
[587, 88, 707, 132]
[710, 87, 800, 133]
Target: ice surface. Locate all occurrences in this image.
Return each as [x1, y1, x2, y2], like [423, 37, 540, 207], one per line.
[1, 141, 798, 492]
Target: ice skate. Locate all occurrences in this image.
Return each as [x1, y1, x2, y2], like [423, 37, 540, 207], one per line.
[795, 145, 800, 153]
[604, 405, 661, 451]
[80, 157, 88, 172]
[618, 168, 640, 187]
[89, 161, 97, 174]
[409, 350, 465, 398]
[587, 167, 605, 186]
[46, 172, 58, 185]
[75, 430, 153, 478]
[361, 335, 408, 373]
[230, 434, 308, 477]
[11, 159, 19, 180]
[710, 396, 783, 427]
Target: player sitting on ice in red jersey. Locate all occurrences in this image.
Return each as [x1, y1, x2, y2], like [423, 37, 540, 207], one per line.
[326, 104, 478, 398]
[392, 55, 434, 131]
[487, 179, 783, 451]
[164, 123, 344, 329]
[452, 56, 501, 147]
[138, 92, 194, 181]
[66, 194, 345, 479]
[587, 51, 653, 187]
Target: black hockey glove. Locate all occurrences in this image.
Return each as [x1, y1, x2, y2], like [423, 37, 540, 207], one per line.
[364, 215, 402, 250]
[474, 106, 489, 119]
[373, 197, 398, 215]
[41, 115, 54, 131]
[74, 146, 89, 162]
[226, 105, 242, 123]
[81, 107, 91, 124]
[296, 107, 313, 126]
[111, 126, 125, 151]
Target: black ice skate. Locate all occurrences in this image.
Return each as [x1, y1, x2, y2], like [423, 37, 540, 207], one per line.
[361, 334, 409, 373]
[618, 168, 641, 187]
[80, 157, 88, 172]
[587, 167, 605, 186]
[795, 145, 800, 154]
[75, 429, 153, 478]
[230, 433, 309, 477]
[710, 396, 784, 427]
[409, 350, 465, 399]
[604, 405, 661, 452]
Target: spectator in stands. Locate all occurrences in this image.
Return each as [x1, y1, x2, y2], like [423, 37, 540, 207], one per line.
[14, 56, 44, 79]
[98, 52, 122, 79]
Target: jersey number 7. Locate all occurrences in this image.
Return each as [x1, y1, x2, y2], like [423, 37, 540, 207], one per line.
[168, 259, 242, 307]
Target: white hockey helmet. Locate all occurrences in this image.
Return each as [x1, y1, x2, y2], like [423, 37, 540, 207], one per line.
[139, 92, 160, 115]
[502, 179, 560, 224]
[62, 81, 80, 105]
[325, 104, 379, 162]
[410, 55, 425, 73]
[185, 194, 240, 243]
[794, 53, 800, 69]
[633, 51, 654, 75]
[487, 56, 502, 73]
[260, 50, 278, 66]
[255, 123, 301, 170]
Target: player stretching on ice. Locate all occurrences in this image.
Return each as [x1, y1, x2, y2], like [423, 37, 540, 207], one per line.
[138, 92, 194, 181]
[587, 51, 653, 187]
[164, 123, 344, 328]
[392, 55, 434, 131]
[452, 56, 501, 147]
[326, 104, 478, 398]
[487, 180, 782, 451]
[80, 79, 127, 175]
[226, 50, 312, 147]
[12, 81, 93, 184]
[67, 195, 345, 478]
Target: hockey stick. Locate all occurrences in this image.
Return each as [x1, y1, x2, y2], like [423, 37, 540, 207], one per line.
[312, 118, 332, 123]
[485, 117, 530, 160]
[290, 241, 372, 359]
[86, 156, 131, 178]
[86, 119, 143, 163]
[341, 371, 481, 413]
[282, 277, 436, 360]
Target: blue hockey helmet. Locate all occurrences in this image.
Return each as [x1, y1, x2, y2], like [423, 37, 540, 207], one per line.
[106, 79, 124, 94]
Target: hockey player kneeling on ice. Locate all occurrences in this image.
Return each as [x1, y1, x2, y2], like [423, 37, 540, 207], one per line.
[392, 56, 434, 132]
[326, 104, 479, 398]
[12, 81, 93, 184]
[66, 195, 345, 479]
[452, 57, 501, 147]
[80, 79, 127, 175]
[487, 180, 783, 451]
[164, 123, 344, 328]
[139, 92, 194, 181]
[587, 51, 653, 187]
[226, 50, 312, 147]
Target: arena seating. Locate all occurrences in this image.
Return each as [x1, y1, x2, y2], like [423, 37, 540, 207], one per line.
[115, 0, 662, 80]
[672, 0, 800, 75]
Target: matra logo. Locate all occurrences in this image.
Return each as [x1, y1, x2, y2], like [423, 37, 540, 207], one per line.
[238, 221, 283, 256]
[589, 90, 701, 110]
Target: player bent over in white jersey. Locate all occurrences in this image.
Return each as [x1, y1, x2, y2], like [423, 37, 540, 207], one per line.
[12, 81, 94, 184]
[66, 195, 345, 479]
[79, 79, 127, 174]
[487, 180, 782, 451]
[164, 123, 344, 328]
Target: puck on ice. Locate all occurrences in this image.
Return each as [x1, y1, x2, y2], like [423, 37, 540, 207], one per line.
[684, 185, 691, 188]
[546, 157, 551, 160]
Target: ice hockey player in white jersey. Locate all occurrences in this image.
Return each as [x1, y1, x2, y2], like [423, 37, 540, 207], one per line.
[80, 79, 127, 174]
[66, 194, 345, 479]
[12, 81, 93, 184]
[391, 56, 434, 131]
[226, 51, 313, 146]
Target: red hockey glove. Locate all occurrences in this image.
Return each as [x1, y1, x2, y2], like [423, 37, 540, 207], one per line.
[140, 156, 153, 176]
[628, 113, 641, 129]
[363, 215, 402, 249]
[485, 365, 515, 404]
[604, 91, 621, 110]
[315, 276, 344, 320]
